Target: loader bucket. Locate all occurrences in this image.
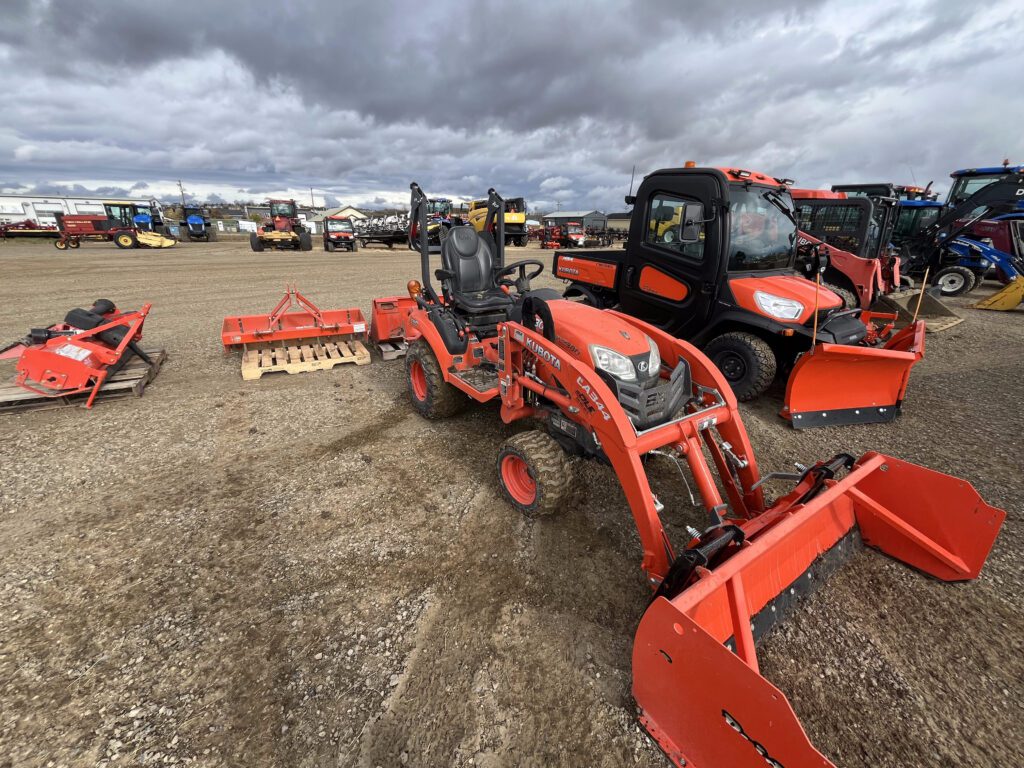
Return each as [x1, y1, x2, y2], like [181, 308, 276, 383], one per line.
[872, 287, 962, 332]
[781, 321, 925, 428]
[973, 278, 1024, 311]
[633, 452, 1004, 768]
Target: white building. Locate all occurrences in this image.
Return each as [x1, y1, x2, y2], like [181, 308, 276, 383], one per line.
[0, 194, 158, 227]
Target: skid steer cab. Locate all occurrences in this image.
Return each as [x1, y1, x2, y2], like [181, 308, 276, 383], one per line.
[370, 182, 1005, 768]
[250, 199, 313, 252]
[553, 166, 928, 428]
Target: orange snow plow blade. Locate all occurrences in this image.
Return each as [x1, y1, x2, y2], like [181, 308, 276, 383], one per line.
[633, 452, 1004, 768]
[781, 320, 925, 428]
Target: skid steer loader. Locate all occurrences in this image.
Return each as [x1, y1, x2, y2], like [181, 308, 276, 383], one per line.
[371, 181, 1005, 768]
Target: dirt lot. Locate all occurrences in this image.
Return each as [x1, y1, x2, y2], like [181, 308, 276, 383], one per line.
[0, 237, 1021, 768]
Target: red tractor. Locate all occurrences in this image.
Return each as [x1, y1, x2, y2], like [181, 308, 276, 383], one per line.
[250, 199, 313, 252]
[52, 208, 176, 250]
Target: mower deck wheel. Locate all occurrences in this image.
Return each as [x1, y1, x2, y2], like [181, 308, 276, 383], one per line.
[703, 331, 777, 402]
[934, 265, 976, 296]
[497, 430, 574, 516]
[823, 282, 857, 310]
[54, 239, 68, 250]
[405, 340, 468, 418]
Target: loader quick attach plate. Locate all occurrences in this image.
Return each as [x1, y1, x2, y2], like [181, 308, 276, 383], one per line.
[632, 452, 1004, 768]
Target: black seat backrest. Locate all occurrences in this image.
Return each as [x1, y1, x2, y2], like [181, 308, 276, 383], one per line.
[441, 226, 496, 293]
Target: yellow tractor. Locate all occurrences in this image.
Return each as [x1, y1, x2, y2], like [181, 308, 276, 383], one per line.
[468, 195, 528, 246]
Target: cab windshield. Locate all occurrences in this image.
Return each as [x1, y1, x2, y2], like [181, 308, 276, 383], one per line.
[326, 219, 353, 232]
[567, 223, 583, 234]
[948, 174, 1003, 204]
[428, 200, 451, 217]
[727, 186, 797, 271]
[270, 202, 296, 217]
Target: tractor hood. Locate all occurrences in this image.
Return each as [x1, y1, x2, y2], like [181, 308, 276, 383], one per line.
[545, 299, 661, 383]
[729, 275, 842, 324]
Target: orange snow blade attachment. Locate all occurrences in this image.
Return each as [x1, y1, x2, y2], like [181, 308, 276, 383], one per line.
[781, 319, 925, 428]
[633, 452, 1004, 768]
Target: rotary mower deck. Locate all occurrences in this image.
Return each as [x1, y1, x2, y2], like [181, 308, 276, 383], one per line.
[372, 181, 1005, 768]
[221, 286, 370, 380]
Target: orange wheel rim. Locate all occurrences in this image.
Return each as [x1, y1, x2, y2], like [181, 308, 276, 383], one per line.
[410, 359, 427, 401]
[501, 454, 536, 505]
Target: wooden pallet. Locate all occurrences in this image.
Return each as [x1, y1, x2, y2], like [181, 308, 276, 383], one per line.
[239, 337, 370, 380]
[0, 348, 166, 413]
[375, 339, 408, 360]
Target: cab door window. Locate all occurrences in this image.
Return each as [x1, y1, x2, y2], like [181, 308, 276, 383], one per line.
[645, 193, 704, 259]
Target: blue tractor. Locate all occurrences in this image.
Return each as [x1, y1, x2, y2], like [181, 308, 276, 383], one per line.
[181, 206, 212, 242]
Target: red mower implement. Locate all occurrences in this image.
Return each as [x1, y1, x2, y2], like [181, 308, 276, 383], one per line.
[0, 300, 154, 408]
[374, 181, 1004, 768]
[222, 286, 369, 379]
[556, 165, 927, 428]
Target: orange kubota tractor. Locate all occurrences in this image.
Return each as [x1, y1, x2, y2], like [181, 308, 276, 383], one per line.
[555, 166, 927, 428]
[370, 181, 1005, 768]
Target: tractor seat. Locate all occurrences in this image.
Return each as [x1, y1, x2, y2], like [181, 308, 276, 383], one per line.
[440, 226, 514, 313]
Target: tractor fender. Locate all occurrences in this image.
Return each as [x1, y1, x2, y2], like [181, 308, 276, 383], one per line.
[562, 282, 605, 308]
[406, 306, 467, 374]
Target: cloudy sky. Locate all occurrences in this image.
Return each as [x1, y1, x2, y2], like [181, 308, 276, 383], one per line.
[2, 0, 1020, 212]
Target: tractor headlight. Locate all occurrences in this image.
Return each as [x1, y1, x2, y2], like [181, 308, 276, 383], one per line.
[590, 344, 637, 381]
[754, 291, 804, 321]
[646, 335, 661, 375]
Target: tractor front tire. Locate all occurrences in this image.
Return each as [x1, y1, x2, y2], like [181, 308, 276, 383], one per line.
[934, 266, 976, 296]
[703, 332, 777, 402]
[496, 430, 574, 517]
[250, 233, 265, 252]
[823, 283, 857, 310]
[405, 340, 468, 419]
[299, 232, 313, 251]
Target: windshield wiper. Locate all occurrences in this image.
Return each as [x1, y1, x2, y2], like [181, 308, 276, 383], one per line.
[762, 190, 796, 224]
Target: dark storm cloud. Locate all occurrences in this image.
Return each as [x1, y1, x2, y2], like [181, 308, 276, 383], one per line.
[1, 0, 1021, 211]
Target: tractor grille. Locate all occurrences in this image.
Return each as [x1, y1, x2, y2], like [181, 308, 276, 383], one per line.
[615, 359, 693, 430]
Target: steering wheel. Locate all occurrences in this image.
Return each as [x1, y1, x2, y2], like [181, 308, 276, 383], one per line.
[496, 259, 545, 293]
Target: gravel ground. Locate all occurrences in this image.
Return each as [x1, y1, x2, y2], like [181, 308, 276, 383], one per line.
[0, 237, 1021, 768]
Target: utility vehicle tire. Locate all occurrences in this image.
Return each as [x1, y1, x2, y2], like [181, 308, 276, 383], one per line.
[299, 232, 313, 251]
[352, 238, 360, 252]
[325, 240, 335, 252]
[114, 231, 137, 249]
[54, 239, 68, 250]
[250, 233, 265, 252]
[496, 430, 574, 517]
[823, 282, 857, 309]
[405, 340, 468, 419]
[703, 332, 777, 402]
[933, 265, 976, 296]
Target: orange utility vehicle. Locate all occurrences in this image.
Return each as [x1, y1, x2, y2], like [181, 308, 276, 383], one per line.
[554, 166, 926, 428]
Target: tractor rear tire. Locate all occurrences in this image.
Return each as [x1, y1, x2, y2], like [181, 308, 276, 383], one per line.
[496, 430, 575, 517]
[405, 340, 468, 419]
[933, 265, 976, 296]
[703, 332, 777, 402]
[250, 233, 265, 252]
[823, 283, 857, 310]
[114, 232, 137, 249]
[299, 232, 313, 251]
